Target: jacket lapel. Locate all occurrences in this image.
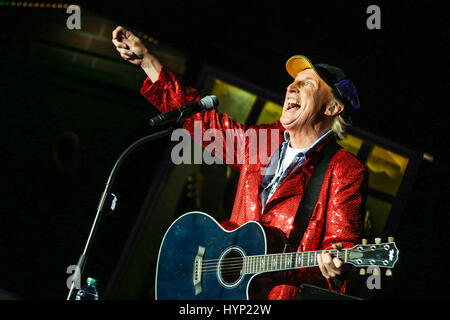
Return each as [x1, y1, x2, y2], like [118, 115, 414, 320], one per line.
[263, 161, 309, 209]
[262, 135, 336, 212]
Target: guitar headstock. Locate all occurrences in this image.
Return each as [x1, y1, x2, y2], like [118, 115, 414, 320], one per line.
[347, 237, 399, 276]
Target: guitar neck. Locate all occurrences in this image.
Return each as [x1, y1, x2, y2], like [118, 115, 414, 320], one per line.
[242, 249, 347, 275]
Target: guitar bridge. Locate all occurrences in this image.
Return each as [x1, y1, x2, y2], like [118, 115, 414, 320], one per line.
[193, 246, 205, 296]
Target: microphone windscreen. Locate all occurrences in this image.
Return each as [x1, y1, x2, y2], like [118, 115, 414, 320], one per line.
[200, 95, 219, 110]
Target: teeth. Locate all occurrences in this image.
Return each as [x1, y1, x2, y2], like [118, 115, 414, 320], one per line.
[287, 98, 301, 110]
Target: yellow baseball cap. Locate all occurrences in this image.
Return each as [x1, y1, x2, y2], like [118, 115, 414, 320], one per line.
[285, 55, 316, 79]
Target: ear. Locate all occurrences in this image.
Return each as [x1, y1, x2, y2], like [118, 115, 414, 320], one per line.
[324, 100, 344, 117]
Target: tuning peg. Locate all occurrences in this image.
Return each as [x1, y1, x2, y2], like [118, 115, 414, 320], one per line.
[374, 237, 381, 244]
[372, 268, 379, 275]
[388, 237, 395, 243]
[362, 238, 368, 245]
[359, 268, 366, 275]
[386, 269, 392, 276]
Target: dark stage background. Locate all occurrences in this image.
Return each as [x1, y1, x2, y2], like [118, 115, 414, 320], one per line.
[0, 0, 448, 300]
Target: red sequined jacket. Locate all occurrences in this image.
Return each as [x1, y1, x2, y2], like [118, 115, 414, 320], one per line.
[141, 65, 366, 299]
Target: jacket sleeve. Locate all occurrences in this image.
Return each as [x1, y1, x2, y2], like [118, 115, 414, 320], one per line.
[140, 64, 201, 114]
[269, 155, 367, 299]
[322, 158, 366, 250]
[140, 65, 278, 172]
[320, 155, 367, 293]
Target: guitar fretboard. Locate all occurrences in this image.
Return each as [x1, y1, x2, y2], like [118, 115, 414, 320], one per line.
[242, 249, 346, 274]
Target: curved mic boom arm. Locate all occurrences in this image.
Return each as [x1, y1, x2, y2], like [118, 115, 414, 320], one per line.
[66, 127, 174, 300]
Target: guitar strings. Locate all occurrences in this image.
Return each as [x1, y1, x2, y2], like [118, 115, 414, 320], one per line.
[199, 257, 390, 276]
[200, 249, 344, 265]
[199, 256, 390, 276]
[201, 254, 386, 270]
[200, 253, 346, 270]
[200, 250, 346, 268]
[197, 248, 387, 275]
[200, 247, 384, 266]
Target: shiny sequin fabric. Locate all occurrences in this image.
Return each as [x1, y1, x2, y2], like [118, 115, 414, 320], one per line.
[141, 66, 366, 300]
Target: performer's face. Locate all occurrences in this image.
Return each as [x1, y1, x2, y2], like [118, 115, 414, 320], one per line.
[280, 68, 332, 132]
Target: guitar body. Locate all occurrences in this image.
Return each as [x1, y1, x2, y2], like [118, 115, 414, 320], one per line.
[155, 212, 285, 300]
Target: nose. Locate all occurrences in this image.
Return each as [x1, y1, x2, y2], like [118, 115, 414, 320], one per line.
[287, 82, 298, 93]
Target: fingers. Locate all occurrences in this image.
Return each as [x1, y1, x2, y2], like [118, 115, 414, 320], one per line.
[112, 25, 136, 47]
[112, 38, 129, 49]
[323, 252, 342, 278]
[119, 50, 143, 65]
[112, 26, 136, 43]
[317, 251, 343, 279]
[120, 51, 133, 60]
[113, 40, 143, 64]
[112, 26, 145, 66]
[119, 49, 139, 60]
[112, 26, 133, 41]
[115, 44, 133, 59]
[115, 45, 130, 55]
[112, 36, 133, 60]
[112, 26, 125, 40]
[112, 26, 130, 53]
[317, 254, 328, 278]
[333, 256, 343, 269]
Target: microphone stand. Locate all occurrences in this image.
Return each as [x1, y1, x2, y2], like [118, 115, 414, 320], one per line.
[66, 127, 174, 300]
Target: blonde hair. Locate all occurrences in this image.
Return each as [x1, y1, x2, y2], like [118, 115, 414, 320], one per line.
[332, 114, 350, 140]
[329, 93, 350, 140]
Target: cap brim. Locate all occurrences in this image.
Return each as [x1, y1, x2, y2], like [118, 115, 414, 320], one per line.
[286, 55, 315, 79]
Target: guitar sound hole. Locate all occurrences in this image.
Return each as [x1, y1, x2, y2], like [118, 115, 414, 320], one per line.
[220, 250, 243, 285]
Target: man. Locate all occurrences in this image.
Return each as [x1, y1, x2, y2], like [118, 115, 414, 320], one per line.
[112, 26, 366, 300]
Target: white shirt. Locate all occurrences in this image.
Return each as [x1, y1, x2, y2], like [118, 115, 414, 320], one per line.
[261, 130, 333, 206]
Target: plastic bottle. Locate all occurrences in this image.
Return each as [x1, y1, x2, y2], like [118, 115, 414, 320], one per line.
[75, 277, 99, 300]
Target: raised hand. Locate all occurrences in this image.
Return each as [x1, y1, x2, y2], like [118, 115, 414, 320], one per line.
[112, 26, 148, 65]
[112, 26, 161, 81]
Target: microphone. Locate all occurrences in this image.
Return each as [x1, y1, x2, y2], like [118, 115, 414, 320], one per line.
[149, 95, 219, 127]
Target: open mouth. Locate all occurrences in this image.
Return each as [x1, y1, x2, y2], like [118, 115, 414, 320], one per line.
[286, 98, 301, 111]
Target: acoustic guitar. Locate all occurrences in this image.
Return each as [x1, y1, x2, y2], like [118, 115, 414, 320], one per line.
[155, 212, 399, 300]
